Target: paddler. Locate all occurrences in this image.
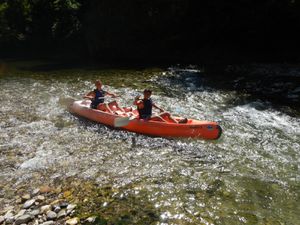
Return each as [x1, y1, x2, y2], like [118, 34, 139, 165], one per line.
[133, 89, 187, 123]
[84, 80, 124, 113]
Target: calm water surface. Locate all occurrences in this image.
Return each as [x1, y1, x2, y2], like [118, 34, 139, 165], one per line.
[0, 61, 299, 224]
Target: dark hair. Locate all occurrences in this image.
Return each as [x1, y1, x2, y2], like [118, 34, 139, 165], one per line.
[143, 89, 152, 94]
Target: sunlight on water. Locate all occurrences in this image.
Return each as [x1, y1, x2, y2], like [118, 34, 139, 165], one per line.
[0, 64, 300, 224]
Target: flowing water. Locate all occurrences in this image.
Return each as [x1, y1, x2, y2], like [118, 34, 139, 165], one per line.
[0, 61, 300, 224]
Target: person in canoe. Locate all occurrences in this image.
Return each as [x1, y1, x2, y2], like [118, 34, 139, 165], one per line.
[84, 80, 124, 113]
[133, 89, 187, 123]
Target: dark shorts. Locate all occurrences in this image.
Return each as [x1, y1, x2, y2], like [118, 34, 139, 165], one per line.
[91, 103, 98, 109]
[140, 114, 151, 120]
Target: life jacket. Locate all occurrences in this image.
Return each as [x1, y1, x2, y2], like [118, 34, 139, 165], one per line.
[138, 98, 152, 118]
[91, 89, 106, 109]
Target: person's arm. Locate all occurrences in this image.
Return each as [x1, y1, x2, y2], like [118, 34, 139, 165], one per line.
[83, 91, 95, 100]
[133, 96, 141, 105]
[105, 91, 118, 98]
[152, 103, 164, 112]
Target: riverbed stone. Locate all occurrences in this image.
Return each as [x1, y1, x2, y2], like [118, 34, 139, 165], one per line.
[14, 209, 26, 219]
[29, 209, 40, 217]
[0, 216, 5, 224]
[4, 210, 14, 223]
[39, 186, 52, 193]
[16, 198, 22, 204]
[21, 194, 31, 201]
[23, 199, 35, 209]
[41, 221, 55, 225]
[36, 195, 45, 202]
[86, 216, 97, 223]
[66, 217, 79, 225]
[53, 205, 61, 213]
[32, 188, 40, 196]
[14, 214, 32, 225]
[40, 205, 51, 213]
[57, 209, 66, 219]
[60, 201, 68, 208]
[66, 204, 76, 214]
[46, 211, 57, 220]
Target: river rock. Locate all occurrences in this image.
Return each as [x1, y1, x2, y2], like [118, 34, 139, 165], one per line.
[66, 217, 79, 225]
[39, 186, 52, 194]
[21, 194, 31, 201]
[4, 210, 14, 223]
[57, 209, 66, 219]
[46, 211, 57, 220]
[16, 198, 22, 204]
[86, 216, 97, 223]
[41, 221, 55, 225]
[23, 199, 35, 209]
[36, 195, 45, 202]
[53, 205, 61, 213]
[14, 209, 26, 219]
[40, 205, 51, 213]
[0, 216, 5, 224]
[32, 188, 40, 196]
[60, 201, 68, 208]
[14, 214, 32, 225]
[66, 204, 77, 214]
[29, 209, 40, 217]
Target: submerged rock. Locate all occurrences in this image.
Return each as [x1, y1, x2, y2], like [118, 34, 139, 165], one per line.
[23, 199, 35, 209]
[36, 195, 45, 202]
[14, 209, 26, 219]
[21, 194, 31, 201]
[14, 214, 32, 225]
[29, 209, 40, 217]
[57, 209, 67, 219]
[41, 221, 55, 225]
[0, 216, 5, 224]
[40, 205, 51, 214]
[46, 211, 57, 220]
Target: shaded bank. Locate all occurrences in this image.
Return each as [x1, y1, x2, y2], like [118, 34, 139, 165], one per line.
[1, 0, 300, 63]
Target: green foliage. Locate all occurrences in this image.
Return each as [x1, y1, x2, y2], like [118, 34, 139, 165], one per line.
[0, 0, 300, 61]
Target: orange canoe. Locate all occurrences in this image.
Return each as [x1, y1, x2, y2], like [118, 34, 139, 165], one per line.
[69, 100, 222, 140]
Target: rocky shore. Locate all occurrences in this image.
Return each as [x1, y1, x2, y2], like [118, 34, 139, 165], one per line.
[0, 186, 95, 225]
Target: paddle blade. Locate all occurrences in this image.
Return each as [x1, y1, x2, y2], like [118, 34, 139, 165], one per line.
[114, 117, 130, 127]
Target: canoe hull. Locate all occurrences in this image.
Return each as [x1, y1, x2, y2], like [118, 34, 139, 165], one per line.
[69, 100, 222, 140]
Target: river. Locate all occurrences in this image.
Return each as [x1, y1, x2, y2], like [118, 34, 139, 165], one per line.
[0, 61, 299, 224]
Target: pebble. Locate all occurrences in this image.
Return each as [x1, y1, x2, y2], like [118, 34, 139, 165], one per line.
[57, 209, 66, 219]
[86, 216, 97, 223]
[21, 194, 31, 201]
[29, 209, 40, 217]
[66, 204, 77, 214]
[46, 211, 57, 220]
[14, 209, 26, 219]
[60, 201, 68, 208]
[41, 221, 55, 225]
[23, 199, 35, 209]
[39, 186, 52, 194]
[16, 198, 22, 204]
[32, 188, 40, 196]
[36, 195, 45, 202]
[66, 217, 80, 225]
[40, 205, 51, 214]
[0, 216, 5, 224]
[53, 205, 61, 213]
[14, 214, 32, 225]
[4, 210, 14, 224]
[4, 210, 14, 219]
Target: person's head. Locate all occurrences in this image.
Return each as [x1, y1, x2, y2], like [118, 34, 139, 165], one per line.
[95, 80, 102, 89]
[143, 89, 152, 99]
